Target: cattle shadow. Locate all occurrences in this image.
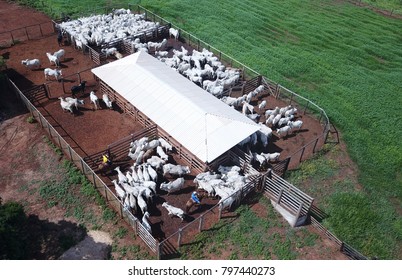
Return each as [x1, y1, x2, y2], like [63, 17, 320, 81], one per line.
[62, 57, 74, 63]
[58, 63, 69, 69]
[60, 78, 76, 83]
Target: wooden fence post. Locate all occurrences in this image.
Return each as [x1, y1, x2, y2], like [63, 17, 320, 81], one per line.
[57, 133, 62, 148]
[267, 168, 272, 179]
[68, 145, 73, 160]
[38, 113, 44, 128]
[275, 189, 283, 207]
[303, 100, 310, 114]
[177, 229, 182, 247]
[292, 202, 304, 227]
[47, 123, 52, 138]
[81, 159, 85, 174]
[312, 138, 319, 153]
[92, 173, 96, 187]
[299, 147, 305, 163]
[104, 184, 109, 201]
[157, 242, 162, 260]
[198, 215, 204, 232]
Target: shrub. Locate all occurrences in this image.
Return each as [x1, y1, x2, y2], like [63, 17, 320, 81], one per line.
[0, 199, 29, 259]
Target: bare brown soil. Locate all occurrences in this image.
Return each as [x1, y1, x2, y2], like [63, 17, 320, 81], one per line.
[0, 0, 348, 260]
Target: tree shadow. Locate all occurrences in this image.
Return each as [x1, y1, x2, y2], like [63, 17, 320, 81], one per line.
[25, 214, 87, 260]
[0, 75, 29, 122]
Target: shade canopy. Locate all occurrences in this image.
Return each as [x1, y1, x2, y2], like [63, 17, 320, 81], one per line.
[92, 51, 259, 163]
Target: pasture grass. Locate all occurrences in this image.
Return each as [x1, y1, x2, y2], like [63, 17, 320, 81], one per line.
[179, 194, 321, 260]
[43, 135, 63, 156]
[16, 0, 402, 258]
[360, 0, 402, 15]
[114, 227, 128, 239]
[138, 0, 402, 260]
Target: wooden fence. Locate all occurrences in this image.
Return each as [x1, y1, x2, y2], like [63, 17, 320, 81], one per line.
[131, 5, 337, 175]
[11, 74, 363, 260]
[83, 125, 158, 170]
[310, 217, 368, 260]
[22, 84, 48, 104]
[40, 67, 97, 98]
[135, 5, 260, 81]
[263, 169, 314, 227]
[0, 21, 55, 47]
[258, 78, 337, 171]
[7, 76, 160, 255]
[54, 14, 170, 65]
[157, 162, 263, 259]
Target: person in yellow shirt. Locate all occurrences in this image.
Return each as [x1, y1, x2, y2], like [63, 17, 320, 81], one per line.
[102, 154, 112, 166]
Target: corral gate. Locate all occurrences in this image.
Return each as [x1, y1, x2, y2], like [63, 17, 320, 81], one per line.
[263, 169, 314, 227]
[22, 84, 48, 104]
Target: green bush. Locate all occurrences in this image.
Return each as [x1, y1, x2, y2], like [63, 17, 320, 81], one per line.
[0, 199, 29, 259]
[26, 116, 36, 124]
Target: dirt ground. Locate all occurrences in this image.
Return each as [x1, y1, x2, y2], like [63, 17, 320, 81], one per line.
[0, 0, 348, 260]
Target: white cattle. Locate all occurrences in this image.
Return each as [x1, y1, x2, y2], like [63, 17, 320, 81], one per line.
[261, 152, 281, 162]
[169, 27, 179, 40]
[163, 163, 190, 177]
[162, 202, 185, 221]
[44, 68, 62, 81]
[21, 59, 41, 69]
[276, 125, 291, 137]
[160, 177, 185, 194]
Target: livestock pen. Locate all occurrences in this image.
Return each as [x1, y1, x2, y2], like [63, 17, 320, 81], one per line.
[2, 12, 343, 259]
[7, 76, 272, 259]
[47, 6, 336, 176]
[132, 6, 337, 174]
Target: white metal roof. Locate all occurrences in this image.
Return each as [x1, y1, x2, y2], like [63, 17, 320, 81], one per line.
[91, 51, 259, 163]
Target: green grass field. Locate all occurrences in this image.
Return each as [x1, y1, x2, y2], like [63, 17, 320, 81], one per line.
[139, 0, 402, 259]
[360, 0, 402, 15]
[12, 0, 402, 259]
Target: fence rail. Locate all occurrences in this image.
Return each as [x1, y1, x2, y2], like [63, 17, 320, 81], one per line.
[0, 21, 55, 47]
[6, 76, 160, 256]
[2, 8, 345, 259]
[133, 5, 336, 174]
[263, 169, 314, 227]
[83, 125, 158, 170]
[310, 217, 368, 260]
[48, 4, 336, 175]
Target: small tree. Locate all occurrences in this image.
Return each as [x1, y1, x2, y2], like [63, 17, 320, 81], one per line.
[0, 197, 29, 259]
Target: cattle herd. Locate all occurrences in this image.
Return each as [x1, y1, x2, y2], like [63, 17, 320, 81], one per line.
[17, 8, 311, 237]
